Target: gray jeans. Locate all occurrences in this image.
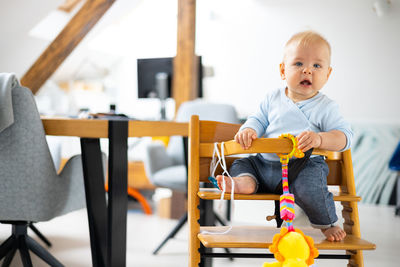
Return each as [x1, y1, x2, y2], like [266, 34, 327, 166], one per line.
[230, 153, 338, 229]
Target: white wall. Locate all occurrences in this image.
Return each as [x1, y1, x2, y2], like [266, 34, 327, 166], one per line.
[0, 0, 399, 123]
[0, 0, 59, 75]
[196, 0, 400, 123]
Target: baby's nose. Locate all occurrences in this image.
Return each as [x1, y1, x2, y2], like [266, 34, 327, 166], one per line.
[303, 67, 312, 74]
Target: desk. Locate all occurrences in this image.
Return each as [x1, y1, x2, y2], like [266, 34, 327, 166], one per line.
[42, 118, 188, 267]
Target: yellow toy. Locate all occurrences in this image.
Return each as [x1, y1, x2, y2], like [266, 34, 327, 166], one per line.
[263, 134, 318, 267]
[263, 227, 319, 267]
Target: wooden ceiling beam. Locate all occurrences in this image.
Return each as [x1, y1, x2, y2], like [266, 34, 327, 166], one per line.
[21, 0, 116, 94]
[58, 0, 83, 13]
[173, 0, 198, 112]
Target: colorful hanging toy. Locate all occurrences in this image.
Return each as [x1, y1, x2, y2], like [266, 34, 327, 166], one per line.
[263, 134, 319, 267]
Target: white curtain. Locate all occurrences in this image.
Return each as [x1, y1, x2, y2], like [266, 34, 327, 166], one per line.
[352, 123, 400, 204]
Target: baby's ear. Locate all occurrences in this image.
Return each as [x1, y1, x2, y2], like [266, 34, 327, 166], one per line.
[279, 63, 286, 80]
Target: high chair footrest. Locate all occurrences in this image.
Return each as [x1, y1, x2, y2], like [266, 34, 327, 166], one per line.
[202, 252, 352, 260]
[198, 188, 361, 202]
[198, 226, 376, 250]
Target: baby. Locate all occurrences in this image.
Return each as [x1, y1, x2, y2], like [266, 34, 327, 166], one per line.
[216, 31, 353, 242]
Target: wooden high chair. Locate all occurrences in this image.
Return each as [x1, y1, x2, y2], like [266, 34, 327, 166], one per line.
[188, 115, 376, 267]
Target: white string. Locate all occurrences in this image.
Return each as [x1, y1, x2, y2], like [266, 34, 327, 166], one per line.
[215, 143, 227, 207]
[201, 142, 234, 235]
[220, 143, 235, 211]
[209, 142, 221, 178]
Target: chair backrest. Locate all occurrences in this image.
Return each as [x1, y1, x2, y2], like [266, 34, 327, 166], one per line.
[167, 100, 240, 165]
[0, 85, 59, 220]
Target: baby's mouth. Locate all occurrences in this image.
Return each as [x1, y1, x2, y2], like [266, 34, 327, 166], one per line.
[300, 79, 312, 86]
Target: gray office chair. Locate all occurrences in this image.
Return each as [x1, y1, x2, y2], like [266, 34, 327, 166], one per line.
[0, 75, 86, 267]
[143, 99, 240, 254]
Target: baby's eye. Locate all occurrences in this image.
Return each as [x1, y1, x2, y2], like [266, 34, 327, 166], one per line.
[313, 63, 321, 68]
[295, 62, 303, 67]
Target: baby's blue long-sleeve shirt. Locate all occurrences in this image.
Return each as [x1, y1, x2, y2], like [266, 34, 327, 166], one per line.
[240, 88, 353, 161]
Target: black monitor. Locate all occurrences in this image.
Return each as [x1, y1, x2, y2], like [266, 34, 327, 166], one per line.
[137, 56, 203, 99]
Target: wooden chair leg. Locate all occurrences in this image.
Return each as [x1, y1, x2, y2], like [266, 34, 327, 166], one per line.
[188, 192, 201, 266]
[342, 196, 364, 267]
[189, 238, 201, 267]
[188, 116, 201, 267]
[189, 215, 201, 267]
[347, 250, 363, 267]
[341, 151, 365, 267]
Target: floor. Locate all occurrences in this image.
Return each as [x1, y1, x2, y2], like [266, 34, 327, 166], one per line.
[0, 200, 398, 267]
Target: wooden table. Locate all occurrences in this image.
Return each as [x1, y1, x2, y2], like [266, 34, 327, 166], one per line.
[42, 118, 188, 267]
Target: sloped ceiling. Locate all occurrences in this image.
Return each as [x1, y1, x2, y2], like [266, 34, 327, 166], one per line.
[0, 0, 61, 77]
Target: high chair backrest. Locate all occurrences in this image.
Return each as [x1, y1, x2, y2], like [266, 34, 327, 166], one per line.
[191, 118, 352, 189]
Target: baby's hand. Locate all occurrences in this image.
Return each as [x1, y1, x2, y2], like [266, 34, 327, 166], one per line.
[297, 131, 322, 152]
[234, 128, 257, 150]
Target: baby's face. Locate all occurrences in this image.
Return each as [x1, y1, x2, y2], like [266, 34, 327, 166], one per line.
[280, 41, 332, 102]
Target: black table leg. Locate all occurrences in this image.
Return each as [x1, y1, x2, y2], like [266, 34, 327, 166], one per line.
[396, 174, 400, 216]
[80, 138, 107, 267]
[199, 199, 215, 267]
[107, 120, 128, 267]
[226, 200, 231, 221]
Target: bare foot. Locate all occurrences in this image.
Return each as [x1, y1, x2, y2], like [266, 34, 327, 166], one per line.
[215, 175, 257, 194]
[321, 226, 346, 241]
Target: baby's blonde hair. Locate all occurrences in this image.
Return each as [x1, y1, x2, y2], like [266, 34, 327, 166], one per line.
[283, 31, 331, 62]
